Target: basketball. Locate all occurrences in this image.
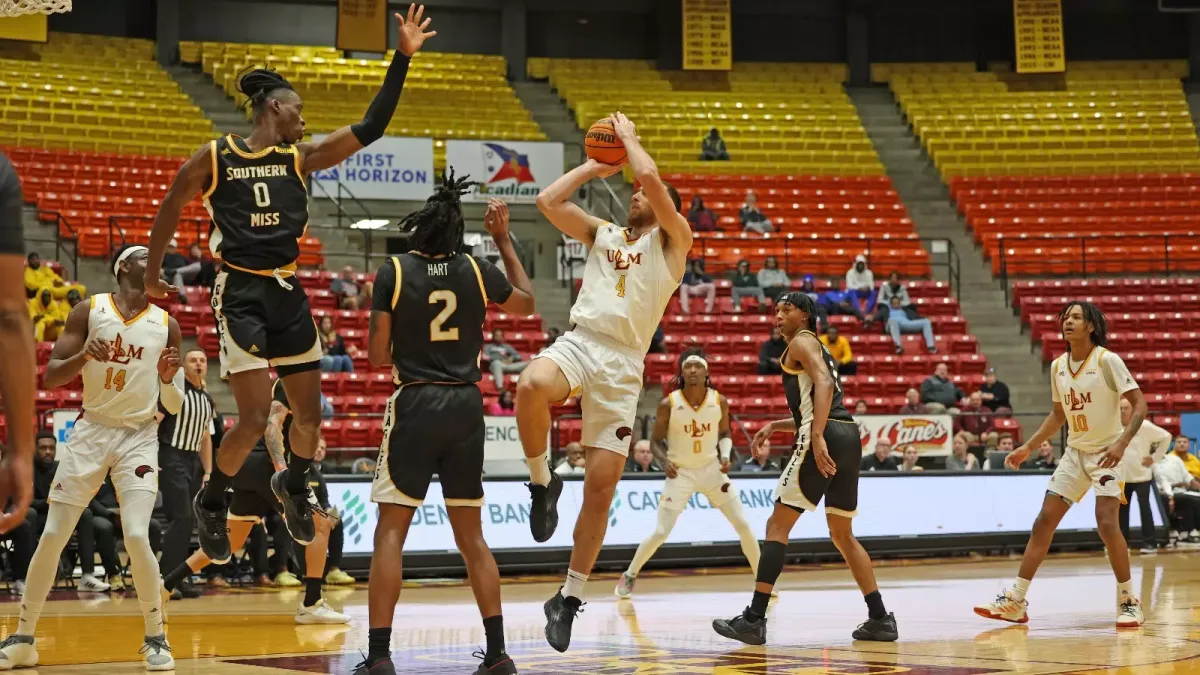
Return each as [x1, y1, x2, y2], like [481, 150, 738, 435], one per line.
[585, 118, 627, 165]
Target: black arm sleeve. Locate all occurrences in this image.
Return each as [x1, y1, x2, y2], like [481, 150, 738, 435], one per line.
[350, 55, 411, 146]
[371, 260, 397, 312]
[0, 152, 25, 256]
[475, 257, 514, 306]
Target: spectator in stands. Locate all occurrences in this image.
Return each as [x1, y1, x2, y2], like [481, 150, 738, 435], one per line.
[649, 324, 666, 354]
[188, 243, 218, 288]
[739, 191, 772, 234]
[739, 441, 779, 472]
[32, 431, 110, 591]
[320, 391, 335, 419]
[979, 367, 1011, 415]
[0, 445, 34, 596]
[898, 444, 923, 472]
[1026, 440, 1058, 470]
[945, 433, 980, 471]
[318, 315, 356, 373]
[351, 457, 377, 475]
[854, 400, 869, 416]
[1154, 436, 1200, 543]
[28, 286, 67, 342]
[757, 257, 790, 300]
[899, 388, 928, 415]
[700, 128, 730, 161]
[758, 326, 787, 375]
[862, 440, 898, 471]
[886, 296, 936, 355]
[484, 329, 528, 390]
[330, 265, 362, 310]
[819, 277, 865, 322]
[555, 442, 586, 476]
[627, 440, 661, 473]
[1174, 436, 1200, 479]
[844, 255, 876, 316]
[730, 259, 765, 312]
[920, 362, 964, 414]
[160, 238, 204, 292]
[819, 326, 856, 375]
[679, 259, 716, 314]
[871, 271, 910, 325]
[687, 196, 718, 232]
[983, 433, 1017, 470]
[64, 288, 83, 309]
[955, 391, 997, 447]
[545, 327, 561, 348]
[23, 252, 85, 300]
[88, 478, 144, 591]
[487, 390, 516, 416]
[795, 274, 828, 331]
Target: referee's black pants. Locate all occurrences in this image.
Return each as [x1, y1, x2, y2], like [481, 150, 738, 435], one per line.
[159, 444, 203, 574]
[1119, 480, 1157, 548]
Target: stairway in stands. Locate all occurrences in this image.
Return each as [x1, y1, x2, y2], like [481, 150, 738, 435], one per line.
[849, 86, 1053, 420]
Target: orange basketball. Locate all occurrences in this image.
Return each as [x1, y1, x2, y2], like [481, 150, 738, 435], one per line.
[584, 118, 627, 166]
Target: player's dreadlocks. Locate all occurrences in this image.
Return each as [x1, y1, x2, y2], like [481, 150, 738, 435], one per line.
[674, 346, 713, 392]
[236, 67, 295, 116]
[1058, 300, 1108, 347]
[777, 291, 819, 334]
[399, 168, 479, 257]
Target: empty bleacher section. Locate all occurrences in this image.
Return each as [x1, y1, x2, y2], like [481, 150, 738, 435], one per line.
[185, 41, 544, 170]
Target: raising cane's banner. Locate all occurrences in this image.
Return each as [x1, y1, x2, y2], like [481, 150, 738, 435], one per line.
[857, 414, 953, 457]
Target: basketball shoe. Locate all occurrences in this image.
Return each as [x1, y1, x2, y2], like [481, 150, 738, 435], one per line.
[614, 572, 636, 598]
[271, 469, 316, 545]
[544, 590, 584, 652]
[852, 613, 899, 641]
[973, 590, 1030, 624]
[296, 599, 351, 625]
[528, 472, 562, 543]
[1117, 598, 1145, 628]
[712, 609, 767, 645]
[0, 635, 37, 669]
[473, 650, 518, 674]
[140, 635, 174, 671]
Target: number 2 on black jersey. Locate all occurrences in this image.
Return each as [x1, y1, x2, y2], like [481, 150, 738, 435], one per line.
[429, 290, 459, 342]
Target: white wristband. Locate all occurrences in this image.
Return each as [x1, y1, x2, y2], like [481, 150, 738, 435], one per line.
[718, 437, 733, 462]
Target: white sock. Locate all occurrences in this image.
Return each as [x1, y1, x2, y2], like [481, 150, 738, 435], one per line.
[1117, 579, 1135, 602]
[563, 569, 588, 601]
[18, 502, 86, 635]
[527, 450, 551, 487]
[121, 492, 166, 637]
[1010, 577, 1031, 602]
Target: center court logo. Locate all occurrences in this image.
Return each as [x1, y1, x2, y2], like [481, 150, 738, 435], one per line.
[340, 489, 372, 546]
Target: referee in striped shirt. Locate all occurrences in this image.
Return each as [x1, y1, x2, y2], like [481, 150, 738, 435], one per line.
[158, 348, 214, 597]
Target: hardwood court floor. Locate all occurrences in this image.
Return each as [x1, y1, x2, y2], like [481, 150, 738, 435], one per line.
[3, 552, 1200, 673]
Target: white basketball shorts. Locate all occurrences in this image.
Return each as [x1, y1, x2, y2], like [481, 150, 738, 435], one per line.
[1047, 446, 1127, 504]
[537, 327, 644, 456]
[50, 416, 160, 508]
[660, 461, 735, 509]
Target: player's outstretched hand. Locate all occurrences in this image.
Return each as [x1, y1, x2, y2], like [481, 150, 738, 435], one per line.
[812, 435, 837, 478]
[83, 337, 113, 362]
[1098, 441, 1126, 469]
[158, 346, 181, 383]
[663, 460, 679, 479]
[610, 112, 637, 141]
[396, 4, 436, 57]
[1004, 444, 1032, 470]
[0, 451, 33, 535]
[483, 198, 510, 240]
[144, 276, 179, 300]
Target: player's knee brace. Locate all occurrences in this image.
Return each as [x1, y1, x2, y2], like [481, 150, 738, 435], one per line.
[756, 540, 786, 586]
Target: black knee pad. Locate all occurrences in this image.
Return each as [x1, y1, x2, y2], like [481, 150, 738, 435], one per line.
[756, 540, 787, 585]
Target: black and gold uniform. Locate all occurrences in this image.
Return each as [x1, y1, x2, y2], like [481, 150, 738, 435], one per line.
[203, 134, 320, 378]
[369, 252, 514, 508]
[775, 330, 863, 518]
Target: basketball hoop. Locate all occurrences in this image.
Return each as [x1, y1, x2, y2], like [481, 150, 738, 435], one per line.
[0, 0, 71, 17]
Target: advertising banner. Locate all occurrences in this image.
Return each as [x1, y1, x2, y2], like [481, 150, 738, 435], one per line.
[483, 415, 525, 461]
[310, 135, 434, 201]
[327, 473, 1159, 555]
[445, 140, 565, 203]
[51, 409, 80, 455]
[857, 414, 953, 456]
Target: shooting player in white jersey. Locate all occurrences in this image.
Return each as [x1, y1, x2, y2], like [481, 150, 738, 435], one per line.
[0, 245, 182, 671]
[615, 349, 760, 598]
[974, 301, 1148, 628]
[518, 112, 689, 652]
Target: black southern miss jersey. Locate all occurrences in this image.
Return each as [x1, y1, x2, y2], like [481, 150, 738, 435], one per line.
[252, 379, 292, 455]
[781, 331, 854, 428]
[371, 252, 514, 385]
[203, 135, 309, 271]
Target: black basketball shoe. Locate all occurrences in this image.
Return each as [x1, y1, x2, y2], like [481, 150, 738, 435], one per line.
[473, 650, 518, 674]
[271, 468, 315, 545]
[544, 590, 584, 653]
[852, 612, 899, 641]
[528, 472, 562, 543]
[192, 488, 231, 564]
[712, 608, 767, 645]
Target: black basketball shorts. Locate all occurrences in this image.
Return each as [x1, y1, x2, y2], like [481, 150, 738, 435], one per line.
[229, 451, 279, 524]
[776, 419, 863, 518]
[371, 383, 486, 508]
[212, 267, 321, 379]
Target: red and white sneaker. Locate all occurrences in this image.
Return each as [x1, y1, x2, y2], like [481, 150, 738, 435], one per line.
[1116, 598, 1145, 628]
[973, 590, 1029, 624]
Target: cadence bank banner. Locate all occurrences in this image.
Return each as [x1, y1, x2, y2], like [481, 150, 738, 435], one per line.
[327, 473, 1159, 555]
[310, 135, 434, 200]
[857, 414, 953, 456]
[445, 140, 565, 203]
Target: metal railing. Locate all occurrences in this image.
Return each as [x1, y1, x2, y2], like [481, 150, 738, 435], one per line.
[996, 233, 1200, 306]
[35, 210, 79, 280]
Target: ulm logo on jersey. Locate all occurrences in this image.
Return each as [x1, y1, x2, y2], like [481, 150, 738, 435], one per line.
[684, 420, 711, 438]
[109, 333, 145, 365]
[606, 250, 642, 270]
[1065, 388, 1092, 412]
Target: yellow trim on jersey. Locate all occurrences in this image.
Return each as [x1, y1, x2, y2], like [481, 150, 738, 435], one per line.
[466, 255, 489, 306]
[161, 307, 169, 326]
[681, 387, 710, 412]
[225, 134, 279, 160]
[1067, 346, 1099, 379]
[224, 261, 298, 277]
[294, 146, 307, 185]
[107, 295, 152, 326]
[201, 140, 218, 200]
[389, 256, 402, 310]
[780, 330, 818, 375]
[89, 295, 96, 309]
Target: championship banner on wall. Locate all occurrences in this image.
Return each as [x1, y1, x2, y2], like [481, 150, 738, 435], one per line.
[336, 0, 388, 53]
[444, 140, 565, 203]
[310, 135, 434, 201]
[682, 0, 732, 71]
[857, 414, 953, 457]
[1013, 0, 1065, 74]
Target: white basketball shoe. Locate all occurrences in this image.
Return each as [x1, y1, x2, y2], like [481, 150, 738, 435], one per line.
[973, 590, 1030, 624]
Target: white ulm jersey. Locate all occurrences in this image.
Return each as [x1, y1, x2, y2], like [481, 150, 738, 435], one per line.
[1051, 346, 1139, 453]
[81, 294, 171, 427]
[570, 224, 680, 355]
[666, 388, 723, 470]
